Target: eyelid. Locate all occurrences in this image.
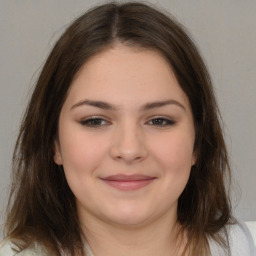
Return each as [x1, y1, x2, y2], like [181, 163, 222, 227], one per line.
[80, 116, 112, 127]
[79, 115, 176, 128]
[145, 116, 176, 126]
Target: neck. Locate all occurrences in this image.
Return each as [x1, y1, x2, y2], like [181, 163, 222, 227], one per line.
[80, 211, 186, 256]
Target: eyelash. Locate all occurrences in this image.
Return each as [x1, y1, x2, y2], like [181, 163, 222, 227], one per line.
[147, 117, 175, 126]
[80, 117, 175, 128]
[80, 117, 110, 127]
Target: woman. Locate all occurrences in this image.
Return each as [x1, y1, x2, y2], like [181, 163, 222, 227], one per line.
[0, 2, 254, 256]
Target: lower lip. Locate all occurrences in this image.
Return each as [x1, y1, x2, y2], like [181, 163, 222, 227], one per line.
[101, 179, 155, 191]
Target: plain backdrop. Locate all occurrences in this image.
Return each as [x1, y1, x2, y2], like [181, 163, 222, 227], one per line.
[0, 0, 255, 239]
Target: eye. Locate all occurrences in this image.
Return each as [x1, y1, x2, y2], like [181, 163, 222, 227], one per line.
[80, 117, 110, 127]
[147, 117, 175, 126]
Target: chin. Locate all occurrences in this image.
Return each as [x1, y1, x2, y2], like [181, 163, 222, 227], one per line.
[103, 205, 154, 228]
[109, 215, 150, 228]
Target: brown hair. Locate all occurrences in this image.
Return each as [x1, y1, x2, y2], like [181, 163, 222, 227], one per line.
[4, 2, 233, 255]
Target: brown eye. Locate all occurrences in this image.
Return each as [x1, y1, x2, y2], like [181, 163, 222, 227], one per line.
[148, 118, 175, 126]
[81, 118, 109, 127]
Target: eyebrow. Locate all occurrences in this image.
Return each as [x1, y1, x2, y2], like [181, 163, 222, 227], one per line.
[70, 99, 185, 111]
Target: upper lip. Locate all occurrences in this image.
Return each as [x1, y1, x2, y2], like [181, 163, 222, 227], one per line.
[101, 174, 156, 181]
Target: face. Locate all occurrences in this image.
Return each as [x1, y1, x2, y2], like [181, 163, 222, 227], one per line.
[54, 44, 196, 229]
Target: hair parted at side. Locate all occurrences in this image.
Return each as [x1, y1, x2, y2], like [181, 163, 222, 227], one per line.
[5, 1, 234, 256]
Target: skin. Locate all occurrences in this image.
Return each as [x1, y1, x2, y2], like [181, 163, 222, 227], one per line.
[54, 44, 196, 256]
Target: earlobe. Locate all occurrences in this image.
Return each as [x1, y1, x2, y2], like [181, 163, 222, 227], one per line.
[191, 152, 197, 166]
[53, 141, 63, 165]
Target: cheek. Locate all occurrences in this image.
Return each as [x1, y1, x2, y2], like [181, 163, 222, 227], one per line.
[152, 133, 194, 201]
[59, 129, 109, 176]
[59, 131, 109, 201]
[150, 131, 195, 171]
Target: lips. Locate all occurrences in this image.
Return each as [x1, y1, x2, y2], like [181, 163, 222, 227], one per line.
[100, 174, 156, 191]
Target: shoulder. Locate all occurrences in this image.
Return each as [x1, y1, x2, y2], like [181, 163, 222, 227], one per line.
[209, 221, 255, 256]
[0, 240, 49, 256]
[228, 222, 255, 256]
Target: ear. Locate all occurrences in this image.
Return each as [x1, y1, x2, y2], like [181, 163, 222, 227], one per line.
[191, 151, 197, 166]
[53, 140, 63, 165]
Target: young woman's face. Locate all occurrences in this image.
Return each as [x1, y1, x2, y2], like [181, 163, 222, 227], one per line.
[54, 44, 196, 228]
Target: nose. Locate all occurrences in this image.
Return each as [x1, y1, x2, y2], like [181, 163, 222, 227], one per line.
[110, 122, 148, 164]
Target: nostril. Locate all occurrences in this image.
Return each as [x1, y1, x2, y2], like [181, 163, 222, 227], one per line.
[109, 127, 148, 162]
[110, 145, 148, 163]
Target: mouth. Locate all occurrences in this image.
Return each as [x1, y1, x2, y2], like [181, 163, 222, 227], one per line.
[100, 174, 156, 191]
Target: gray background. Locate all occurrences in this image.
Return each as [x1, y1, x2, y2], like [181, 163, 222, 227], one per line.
[0, 0, 255, 238]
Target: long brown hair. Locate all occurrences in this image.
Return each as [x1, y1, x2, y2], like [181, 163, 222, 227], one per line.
[4, 2, 233, 255]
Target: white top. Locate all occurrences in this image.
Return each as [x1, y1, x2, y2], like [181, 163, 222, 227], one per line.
[209, 222, 255, 256]
[0, 222, 255, 256]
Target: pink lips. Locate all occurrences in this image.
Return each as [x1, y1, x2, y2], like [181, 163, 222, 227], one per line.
[100, 174, 156, 191]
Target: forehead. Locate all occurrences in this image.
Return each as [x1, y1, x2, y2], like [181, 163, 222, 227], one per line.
[65, 44, 190, 109]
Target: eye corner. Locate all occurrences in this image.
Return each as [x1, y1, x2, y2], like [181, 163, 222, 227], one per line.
[146, 117, 176, 127]
[80, 116, 111, 128]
